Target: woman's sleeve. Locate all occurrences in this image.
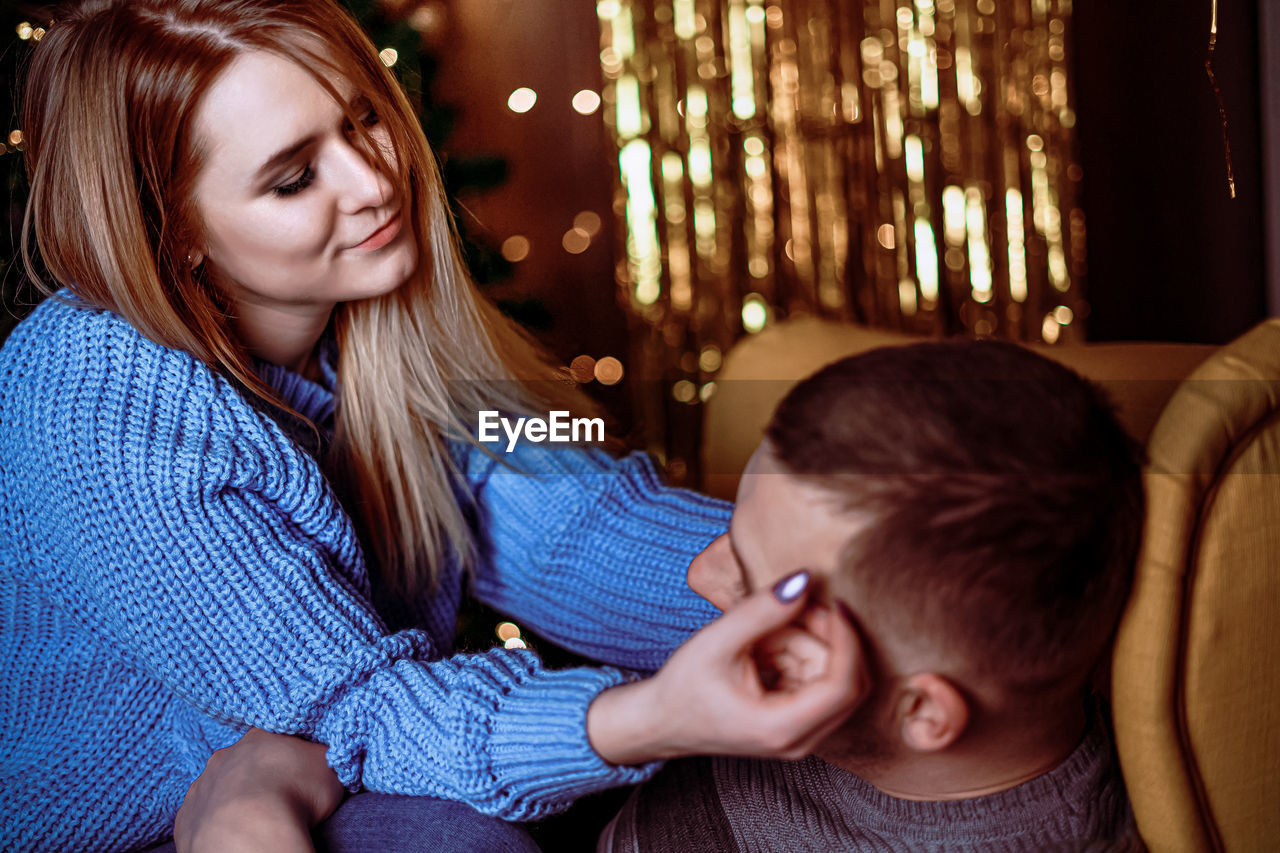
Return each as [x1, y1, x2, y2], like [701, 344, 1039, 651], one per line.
[32, 401, 656, 820]
[462, 442, 729, 673]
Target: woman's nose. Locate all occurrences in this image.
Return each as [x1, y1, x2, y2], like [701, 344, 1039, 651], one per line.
[334, 137, 395, 213]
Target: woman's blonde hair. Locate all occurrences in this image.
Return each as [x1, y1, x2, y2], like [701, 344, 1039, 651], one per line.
[22, 0, 593, 593]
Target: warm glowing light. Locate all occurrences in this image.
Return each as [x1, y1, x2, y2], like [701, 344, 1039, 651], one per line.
[877, 223, 895, 250]
[744, 136, 765, 157]
[16, 22, 32, 40]
[1006, 190, 1027, 302]
[500, 235, 531, 262]
[699, 345, 723, 373]
[899, 279, 918, 315]
[574, 211, 603, 237]
[674, 0, 697, 39]
[672, 380, 697, 403]
[913, 220, 939, 301]
[741, 295, 768, 333]
[619, 140, 661, 303]
[507, 87, 538, 114]
[905, 135, 924, 184]
[504, 637, 528, 650]
[942, 185, 966, 246]
[728, 4, 756, 119]
[616, 75, 642, 136]
[379, 48, 399, 67]
[570, 355, 596, 383]
[7, 130, 23, 147]
[562, 228, 591, 254]
[595, 357, 625, 385]
[596, 0, 621, 19]
[1042, 314, 1061, 344]
[965, 187, 992, 300]
[408, 5, 445, 34]
[496, 622, 522, 642]
[572, 90, 602, 115]
[1053, 305, 1074, 325]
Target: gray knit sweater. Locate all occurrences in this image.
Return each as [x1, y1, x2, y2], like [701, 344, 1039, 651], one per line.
[600, 707, 1139, 852]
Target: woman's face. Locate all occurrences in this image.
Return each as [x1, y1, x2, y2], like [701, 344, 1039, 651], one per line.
[191, 50, 417, 334]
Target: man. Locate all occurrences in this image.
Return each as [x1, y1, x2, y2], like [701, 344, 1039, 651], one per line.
[601, 340, 1144, 852]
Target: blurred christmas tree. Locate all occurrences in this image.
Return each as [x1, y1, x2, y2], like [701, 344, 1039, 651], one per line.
[0, 0, 533, 345]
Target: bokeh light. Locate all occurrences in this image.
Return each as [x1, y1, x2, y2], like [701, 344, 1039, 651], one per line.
[572, 90, 602, 115]
[594, 357, 625, 385]
[500, 235, 531, 262]
[507, 87, 538, 114]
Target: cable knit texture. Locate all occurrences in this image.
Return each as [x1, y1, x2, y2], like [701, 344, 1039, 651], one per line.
[0, 295, 729, 852]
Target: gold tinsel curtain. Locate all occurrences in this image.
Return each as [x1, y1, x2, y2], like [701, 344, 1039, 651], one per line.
[596, 0, 1086, 478]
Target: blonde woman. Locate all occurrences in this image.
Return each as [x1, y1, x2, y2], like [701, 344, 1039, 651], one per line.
[0, 1, 865, 851]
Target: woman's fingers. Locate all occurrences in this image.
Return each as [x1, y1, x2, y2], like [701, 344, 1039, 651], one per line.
[749, 600, 869, 756]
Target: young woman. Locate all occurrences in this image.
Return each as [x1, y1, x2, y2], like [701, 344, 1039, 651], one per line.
[0, 1, 863, 851]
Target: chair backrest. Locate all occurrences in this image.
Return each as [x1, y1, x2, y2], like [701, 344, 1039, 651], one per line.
[702, 317, 1211, 497]
[1111, 318, 1280, 852]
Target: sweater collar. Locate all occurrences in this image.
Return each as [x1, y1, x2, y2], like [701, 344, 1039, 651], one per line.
[253, 336, 338, 429]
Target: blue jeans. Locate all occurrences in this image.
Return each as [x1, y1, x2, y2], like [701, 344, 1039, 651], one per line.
[142, 792, 541, 853]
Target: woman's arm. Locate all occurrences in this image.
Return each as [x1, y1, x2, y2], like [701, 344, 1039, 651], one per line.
[176, 573, 867, 848]
[462, 442, 728, 671]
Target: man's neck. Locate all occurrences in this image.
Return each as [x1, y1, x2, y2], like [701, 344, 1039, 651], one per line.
[825, 701, 1088, 801]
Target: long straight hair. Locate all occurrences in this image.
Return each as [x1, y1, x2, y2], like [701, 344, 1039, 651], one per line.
[22, 0, 594, 593]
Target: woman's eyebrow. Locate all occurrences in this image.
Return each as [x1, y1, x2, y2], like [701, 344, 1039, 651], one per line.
[251, 90, 368, 186]
[252, 136, 318, 185]
[727, 526, 755, 594]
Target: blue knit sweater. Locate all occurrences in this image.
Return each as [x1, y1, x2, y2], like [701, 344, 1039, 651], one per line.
[0, 295, 729, 852]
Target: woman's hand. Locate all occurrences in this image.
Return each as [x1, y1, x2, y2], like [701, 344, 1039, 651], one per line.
[174, 728, 345, 853]
[586, 571, 868, 765]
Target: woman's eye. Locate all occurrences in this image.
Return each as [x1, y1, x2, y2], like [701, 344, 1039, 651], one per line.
[361, 109, 380, 128]
[273, 165, 314, 197]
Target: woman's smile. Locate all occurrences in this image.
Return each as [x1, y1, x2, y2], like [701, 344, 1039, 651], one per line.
[348, 210, 403, 252]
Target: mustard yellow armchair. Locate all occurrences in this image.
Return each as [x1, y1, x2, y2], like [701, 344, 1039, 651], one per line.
[699, 317, 1280, 851]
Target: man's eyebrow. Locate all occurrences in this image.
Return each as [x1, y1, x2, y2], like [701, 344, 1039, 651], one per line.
[726, 526, 754, 594]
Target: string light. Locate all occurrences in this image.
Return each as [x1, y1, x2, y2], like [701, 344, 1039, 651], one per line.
[378, 48, 398, 67]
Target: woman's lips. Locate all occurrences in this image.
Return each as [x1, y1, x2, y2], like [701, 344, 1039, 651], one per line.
[351, 212, 402, 251]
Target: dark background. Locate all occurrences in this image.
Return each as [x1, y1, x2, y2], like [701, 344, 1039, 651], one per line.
[1073, 0, 1268, 344]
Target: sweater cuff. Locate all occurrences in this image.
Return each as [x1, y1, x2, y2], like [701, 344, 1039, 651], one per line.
[487, 664, 662, 820]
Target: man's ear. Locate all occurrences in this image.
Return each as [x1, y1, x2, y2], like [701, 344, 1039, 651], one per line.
[897, 673, 969, 752]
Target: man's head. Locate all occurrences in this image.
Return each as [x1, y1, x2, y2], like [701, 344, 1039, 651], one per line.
[696, 340, 1144, 775]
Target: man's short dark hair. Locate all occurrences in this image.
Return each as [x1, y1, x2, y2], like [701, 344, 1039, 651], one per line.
[766, 340, 1145, 695]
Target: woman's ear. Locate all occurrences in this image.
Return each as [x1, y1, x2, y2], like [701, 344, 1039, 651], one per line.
[897, 672, 969, 752]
